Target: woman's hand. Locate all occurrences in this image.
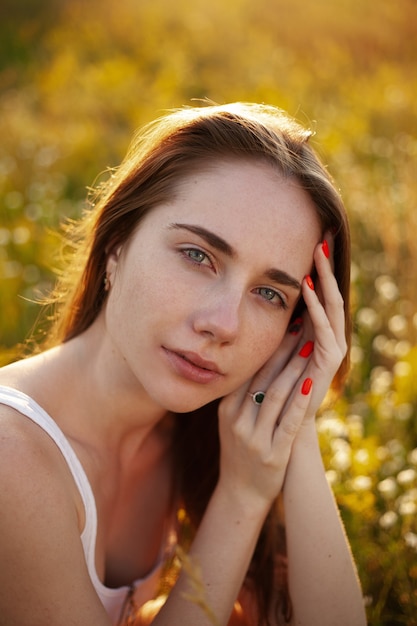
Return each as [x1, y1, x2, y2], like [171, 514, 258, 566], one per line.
[298, 235, 347, 419]
[217, 236, 347, 509]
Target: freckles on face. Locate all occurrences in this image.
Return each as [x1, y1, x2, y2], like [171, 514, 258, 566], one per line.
[103, 159, 321, 408]
[242, 324, 288, 380]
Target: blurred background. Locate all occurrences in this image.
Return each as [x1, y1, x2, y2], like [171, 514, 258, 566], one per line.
[0, 0, 416, 622]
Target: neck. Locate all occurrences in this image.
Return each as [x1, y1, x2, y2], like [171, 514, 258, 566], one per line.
[11, 316, 168, 457]
[69, 319, 168, 444]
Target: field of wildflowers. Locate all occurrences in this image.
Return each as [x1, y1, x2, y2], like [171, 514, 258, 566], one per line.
[0, 0, 416, 623]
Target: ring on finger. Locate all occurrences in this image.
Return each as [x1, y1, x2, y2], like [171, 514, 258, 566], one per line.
[247, 390, 266, 406]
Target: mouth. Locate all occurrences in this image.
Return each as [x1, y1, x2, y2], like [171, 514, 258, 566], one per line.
[162, 347, 224, 384]
[177, 350, 223, 374]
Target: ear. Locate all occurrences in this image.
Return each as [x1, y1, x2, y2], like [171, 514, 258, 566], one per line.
[105, 246, 122, 288]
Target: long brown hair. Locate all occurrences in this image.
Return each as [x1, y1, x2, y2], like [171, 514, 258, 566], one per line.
[44, 102, 351, 624]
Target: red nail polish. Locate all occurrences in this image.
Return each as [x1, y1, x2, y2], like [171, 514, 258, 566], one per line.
[289, 317, 303, 335]
[306, 275, 314, 290]
[299, 340, 314, 358]
[322, 240, 330, 259]
[301, 378, 313, 395]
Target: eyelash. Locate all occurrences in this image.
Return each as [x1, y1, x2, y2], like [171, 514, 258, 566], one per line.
[181, 247, 213, 267]
[255, 287, 288, 310]
[180, 247, 288, 311]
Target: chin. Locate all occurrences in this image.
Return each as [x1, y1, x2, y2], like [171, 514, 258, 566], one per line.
[158, 391, 222, 415]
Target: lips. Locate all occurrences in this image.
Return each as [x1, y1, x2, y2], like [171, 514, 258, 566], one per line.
[162, 347, 224, 384]
[177, 350, 222, 374]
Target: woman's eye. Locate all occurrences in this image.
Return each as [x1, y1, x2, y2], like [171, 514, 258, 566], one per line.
[257, 287, 288, 309]
[183, 248, 210, 265]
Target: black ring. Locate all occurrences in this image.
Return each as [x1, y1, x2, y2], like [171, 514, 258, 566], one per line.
[248, 391, 265, 406]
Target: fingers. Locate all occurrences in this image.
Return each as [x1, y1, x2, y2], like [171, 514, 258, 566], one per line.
[222, 235, 347, 437]
[220, 323, 303, 418]
[285, 237, 348, 417]
[218, 371, 314, 506]
[216, 234, 349, 506]
[273, 376, 313, 444]
[242, 372, 314, 487]
[220, 328, 314, 450]
[303, 238, 347, 357]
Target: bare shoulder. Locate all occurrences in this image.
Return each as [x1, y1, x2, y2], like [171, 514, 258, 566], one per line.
[0, 401, 83, 545]
[0, 403, 109, 625]
[0, 400, 73, 490]
[0, 355, 80, 494]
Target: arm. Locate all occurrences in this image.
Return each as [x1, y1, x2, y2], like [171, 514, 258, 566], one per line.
[282, 238, 365, 625]
[151, 239, 365, 626]
[283, 424, 365, 626]
[149, 257, 329, 624]
[0, 409, 111, 626]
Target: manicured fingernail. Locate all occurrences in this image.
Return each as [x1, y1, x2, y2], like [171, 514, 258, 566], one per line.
[322, 239, 330, 259]
[299, 340, 314, 358]
[288, 317, 303, 335]
[306, 275, 314, 290]
[301, 377, 313, 395]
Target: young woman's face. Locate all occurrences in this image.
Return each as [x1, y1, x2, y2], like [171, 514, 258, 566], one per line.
[104, 159, 322, 412]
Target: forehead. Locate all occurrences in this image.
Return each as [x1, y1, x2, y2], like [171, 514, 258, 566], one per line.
[173, 159, 320, 241]
[136, 159, 322, 277]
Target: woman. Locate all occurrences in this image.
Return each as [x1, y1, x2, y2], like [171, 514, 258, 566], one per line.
[0, 102, 366, 626]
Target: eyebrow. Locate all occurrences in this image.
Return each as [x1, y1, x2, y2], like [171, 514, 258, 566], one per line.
[169, 222, 235, 257]
[264, 268, 301, 291]
[169, 222, 302, 291]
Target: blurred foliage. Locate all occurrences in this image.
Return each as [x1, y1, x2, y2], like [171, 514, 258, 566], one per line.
[0, 0, 416, 623]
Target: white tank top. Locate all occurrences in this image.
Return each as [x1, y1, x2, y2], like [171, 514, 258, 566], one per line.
[0, 385, 163, 624]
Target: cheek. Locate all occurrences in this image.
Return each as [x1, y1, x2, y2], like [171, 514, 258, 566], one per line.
[240, 320, 289, 376]
[110, 259, 188, 329]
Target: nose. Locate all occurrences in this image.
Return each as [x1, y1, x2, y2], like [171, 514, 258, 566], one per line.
[191, 289, 242, 344]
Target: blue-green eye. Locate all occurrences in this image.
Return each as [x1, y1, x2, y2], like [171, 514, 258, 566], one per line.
[259, 287, 276, 301]
[183, 248, 211, 266]
[184, 248, 207, 263]
[257, 287, 288, 309]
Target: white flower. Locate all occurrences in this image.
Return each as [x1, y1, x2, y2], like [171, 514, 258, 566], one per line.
[350, 475, 372, 492]
[354, 449, 370, 465]
[331, 437, 351, 453]
[388, 314, 408, 338]
[370, 367, 393, 395]
[317, 413, 348, 438]
[373, 335, 389, 354]
[408, 448, 417, 466]
[393, 361, 411, 378]
[325, 470, 339, 486]
[404, 532, 417, 551]
[397, 468, 417, 486]
[346, 415, 364, 439]
[331, 448, 351, 472]
[350, 345, 364, 365]
[378, 477, 398, 499]
[394, 341, 412, 358]
[398, 500, 417, 516]
[356, 307, 381, 331]
[374, 275, 398, 301]
[379, 511, 398, 530]
[397, 490, 417, 516]
[12, 226, 31, 245]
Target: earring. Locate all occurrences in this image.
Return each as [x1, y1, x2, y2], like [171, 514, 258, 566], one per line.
[104, 274, 110, 292]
